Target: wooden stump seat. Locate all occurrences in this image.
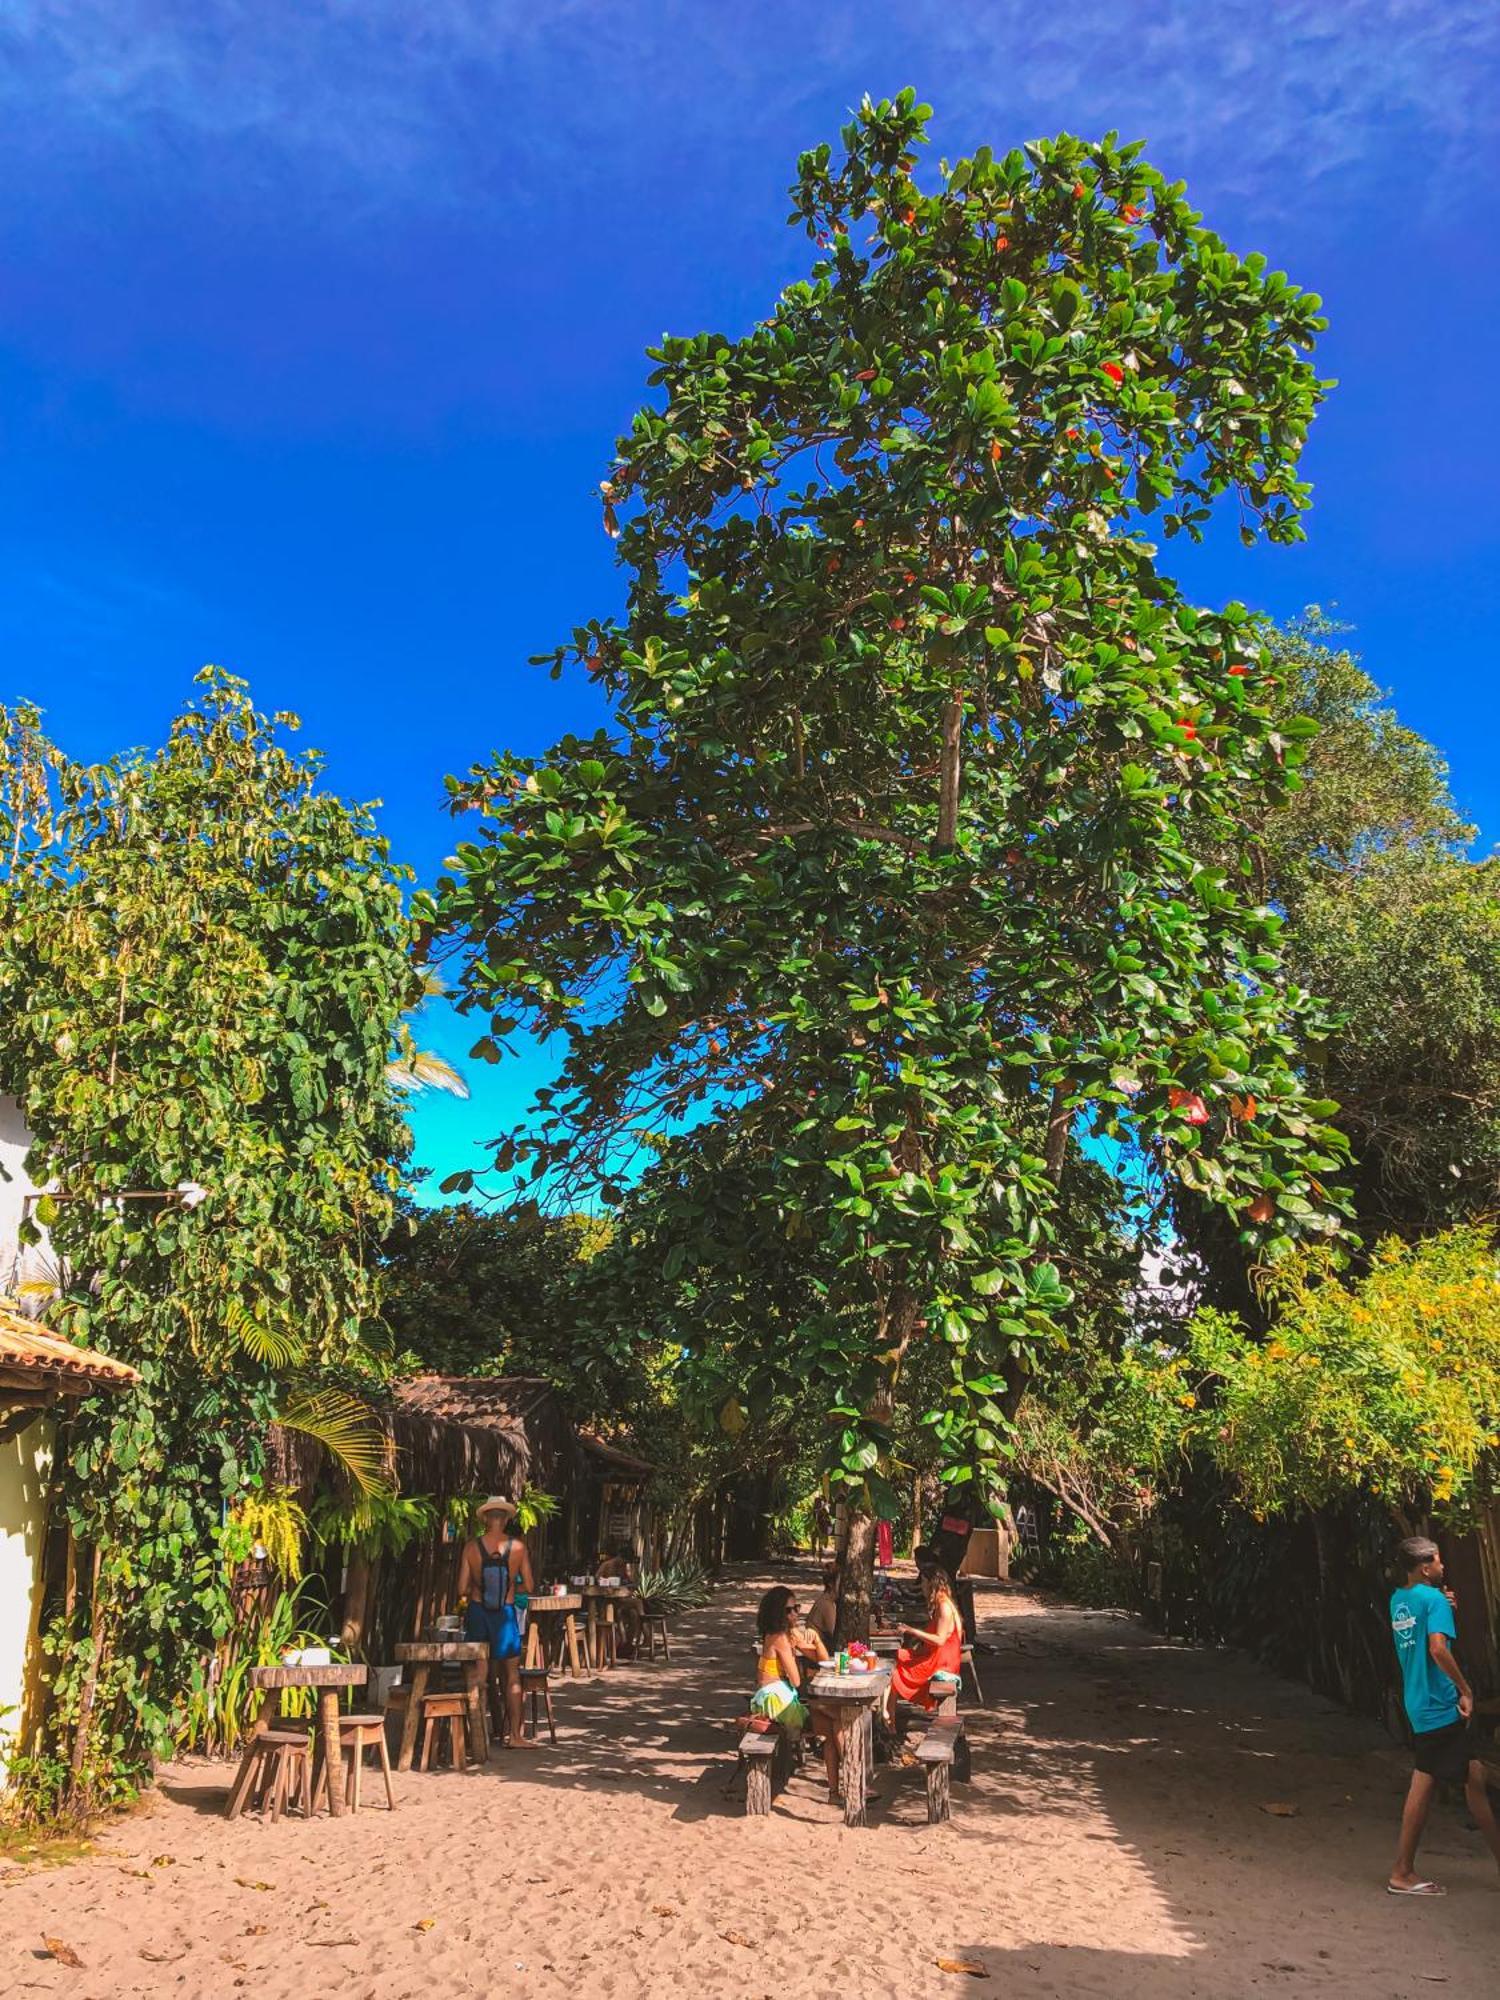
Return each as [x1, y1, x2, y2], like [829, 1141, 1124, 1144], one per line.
[333, 1710, 396, 1813]
[643, 1612, 671, 1660]
[419, 1691, 469, 1772]
[229, 1728, 315, 1823]
[519, 1665, 556, 1745]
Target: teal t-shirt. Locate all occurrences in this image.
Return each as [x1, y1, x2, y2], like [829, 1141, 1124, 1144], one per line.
[1390, 1582, 1459, 1733]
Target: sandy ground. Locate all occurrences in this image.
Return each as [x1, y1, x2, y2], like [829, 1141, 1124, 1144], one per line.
[3, 1569, 1498, 1999]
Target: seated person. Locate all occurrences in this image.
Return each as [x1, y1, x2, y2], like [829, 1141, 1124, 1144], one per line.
[752, 1585, 842, 1798]
[886, 1560, 963, 1725]
[596, 1542, 643, 1654]
[804, 1562, 840, 1649]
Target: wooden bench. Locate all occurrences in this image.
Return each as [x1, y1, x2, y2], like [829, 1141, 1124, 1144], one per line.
[736, 1715, 797, 1816]
[914, 1712, 963, 1823]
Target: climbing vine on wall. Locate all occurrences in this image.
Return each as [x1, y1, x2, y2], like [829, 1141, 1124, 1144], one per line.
[0, 672, 417, 1811]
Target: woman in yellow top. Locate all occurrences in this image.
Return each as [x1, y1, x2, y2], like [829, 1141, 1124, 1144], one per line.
[751, 1585, 842, 1797]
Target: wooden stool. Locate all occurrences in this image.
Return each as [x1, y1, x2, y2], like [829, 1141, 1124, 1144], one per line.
[337, 1711, 396, 1812]
[520, 1665, 556, 1744]
[419, 1691, 468, 1772]
[644, 1612, 671, 1660]
[239, 1728, 315, 1822]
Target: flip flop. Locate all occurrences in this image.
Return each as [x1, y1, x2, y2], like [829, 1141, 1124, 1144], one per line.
[1387, 1880, 1446, 1896]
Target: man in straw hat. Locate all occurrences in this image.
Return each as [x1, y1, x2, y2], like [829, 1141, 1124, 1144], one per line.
[457, 1496, 534, 1746]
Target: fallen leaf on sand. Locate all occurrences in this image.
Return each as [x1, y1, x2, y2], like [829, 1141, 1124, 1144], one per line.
[305, 1939, 359, 1948]
[651, 1905, 675, 1917]
[937, 1959, 990, 1979]
[720, 1930, 755, 1949]
[244, 1925, 268, 1937]
[1258, 1803, 1301, 1818]
[234, 1878, 275, 1891]
[150, 1854, 177, 1867]
[138, 1950, 187, 1964]
[43, 1938, 84, 1969]
[415, 1918, 436, 1933]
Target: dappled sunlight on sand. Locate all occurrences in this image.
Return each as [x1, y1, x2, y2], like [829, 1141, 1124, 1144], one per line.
[3, 1573, 1497, 1997]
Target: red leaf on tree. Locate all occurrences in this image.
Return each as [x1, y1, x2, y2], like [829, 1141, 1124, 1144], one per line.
[989, 440, 1003, 463]
[1227, 664, 1249, 677]
[1072, 181, 1086, 199]
[1168, 1087, 1210, 1125]
[1102, 361, 1125, 384]
[855, 368, 877, 381]
[1246, 1193, 1276, 1225]
[1121, 203, 1142, 222]
[1175, 720, 1198, 740]
[994, 235, 1010, 251]
[890, 617, 906, 631]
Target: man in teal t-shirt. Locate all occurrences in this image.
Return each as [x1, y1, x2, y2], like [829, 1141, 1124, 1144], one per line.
[1386, 1537, 1500, 1896]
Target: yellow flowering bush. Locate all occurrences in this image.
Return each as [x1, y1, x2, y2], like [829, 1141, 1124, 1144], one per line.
[1191, 1226, 1500, 1519]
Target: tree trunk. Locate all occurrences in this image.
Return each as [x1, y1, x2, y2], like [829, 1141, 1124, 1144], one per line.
[1044, 1077, 1072, 1185]
[835, 1509, 875, 1646]
[341, 1549, 374, 1656]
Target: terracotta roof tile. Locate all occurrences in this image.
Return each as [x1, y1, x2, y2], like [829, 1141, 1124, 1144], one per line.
[0, 1302, 141, 1392]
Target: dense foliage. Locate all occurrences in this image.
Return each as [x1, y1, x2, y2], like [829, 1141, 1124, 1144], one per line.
[1014, 1225, 1500, 1570]
[379, 1198, 607, 1384]
[430, 96, 1349, 1556]
[0, 673, 417, 1809]
[1195, 1227, 1500, 1521]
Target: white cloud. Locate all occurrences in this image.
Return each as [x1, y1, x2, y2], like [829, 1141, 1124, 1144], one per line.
[1, 1, 1493, 227]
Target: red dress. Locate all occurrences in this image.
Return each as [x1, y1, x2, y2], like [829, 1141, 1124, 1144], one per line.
[891, 1609, 962, 1709]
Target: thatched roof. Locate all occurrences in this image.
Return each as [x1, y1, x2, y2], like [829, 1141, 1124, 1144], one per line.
[393, 1376, 576, 1491]
[579, 1430, 653, 1481]
[266, 1376, 651, 1507]
[266, 1387, 526, 1503]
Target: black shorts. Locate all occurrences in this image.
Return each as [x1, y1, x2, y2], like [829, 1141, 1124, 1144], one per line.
[1412, 1721, 1475, 1785]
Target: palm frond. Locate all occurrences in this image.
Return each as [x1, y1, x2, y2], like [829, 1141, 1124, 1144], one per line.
[226, 1297, 305, 1371]
[277, 1387, 392, 1499]
[385, 1046, 470, 1098]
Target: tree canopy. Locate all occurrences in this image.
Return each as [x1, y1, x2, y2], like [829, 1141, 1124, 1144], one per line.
[430, 95, 1349, 1546]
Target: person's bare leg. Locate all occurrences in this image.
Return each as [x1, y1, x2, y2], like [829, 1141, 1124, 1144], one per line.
[1464, 1762, 1500, 1877]
[1392, 1770, 1438, 1887]
[501, 1657, 527, 1746]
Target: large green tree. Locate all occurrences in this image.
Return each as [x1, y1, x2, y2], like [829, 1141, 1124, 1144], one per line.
[0, 672, 417, 1806]
[431, 95, 1349, 1620]
[1173, 617, 1495, 1277]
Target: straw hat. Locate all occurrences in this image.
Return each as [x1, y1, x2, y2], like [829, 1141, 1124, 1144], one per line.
[477, 1495, 517, 1520]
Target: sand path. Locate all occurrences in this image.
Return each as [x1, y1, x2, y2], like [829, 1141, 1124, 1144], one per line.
[4, 1569, 1497, 1997]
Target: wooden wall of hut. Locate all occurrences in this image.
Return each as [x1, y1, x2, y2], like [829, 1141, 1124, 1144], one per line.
[1131, 1480, 1500, 1736]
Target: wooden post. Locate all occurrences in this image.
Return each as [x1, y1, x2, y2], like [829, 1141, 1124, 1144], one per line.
[317, 1689, 345, 1817]
[396, 1663, 429, 1773]
[843, 1705, 872, 1828]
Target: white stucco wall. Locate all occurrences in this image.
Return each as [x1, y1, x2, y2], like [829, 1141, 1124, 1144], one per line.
[0, 1418, 53, 1778]
[0, 1095, 53, 1782]
[0, 1093, 55, 1302]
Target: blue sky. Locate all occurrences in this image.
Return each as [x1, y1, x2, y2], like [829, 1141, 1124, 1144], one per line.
[3, 2, 1496, 1195]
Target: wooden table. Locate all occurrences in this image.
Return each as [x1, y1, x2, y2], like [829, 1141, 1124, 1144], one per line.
[228, 1663, 367, 1820]
[808, 1663, 891, 1828]
[393, 1639, 490, 1770]
[581, 1586, 636, 1668]
[524, 1593, 586, 1678]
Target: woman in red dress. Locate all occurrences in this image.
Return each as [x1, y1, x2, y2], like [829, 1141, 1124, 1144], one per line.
[887, 1562, 963, 1723]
